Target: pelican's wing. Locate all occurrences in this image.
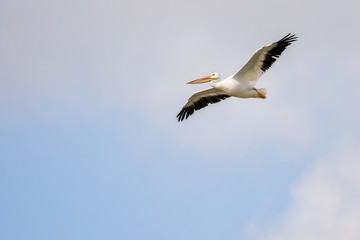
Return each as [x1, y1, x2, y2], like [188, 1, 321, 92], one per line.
[177, 88, 230, 122]
[233, 33, 297, 83]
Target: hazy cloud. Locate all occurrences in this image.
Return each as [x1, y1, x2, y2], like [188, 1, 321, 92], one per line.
[259, 139, 360, 240]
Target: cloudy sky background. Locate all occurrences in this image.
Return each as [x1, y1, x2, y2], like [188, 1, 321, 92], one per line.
[1, 0, 360, 239]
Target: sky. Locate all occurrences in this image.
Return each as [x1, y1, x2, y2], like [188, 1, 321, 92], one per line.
[1, 0, 360, 239]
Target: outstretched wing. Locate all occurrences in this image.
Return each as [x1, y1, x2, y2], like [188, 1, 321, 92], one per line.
[233, 33, 297, 83]
[177, 88, 230, 122]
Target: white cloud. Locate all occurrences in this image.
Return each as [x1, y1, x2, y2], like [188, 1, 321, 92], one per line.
[247, 139, 360, 240]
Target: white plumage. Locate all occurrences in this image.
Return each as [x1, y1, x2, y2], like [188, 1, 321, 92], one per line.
[177, 33, 297, 122]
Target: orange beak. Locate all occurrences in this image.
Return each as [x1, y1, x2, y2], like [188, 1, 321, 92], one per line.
[187, 75, 215, 84]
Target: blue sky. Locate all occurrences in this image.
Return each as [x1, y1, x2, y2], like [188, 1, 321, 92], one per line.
[1, 0, 360, 239]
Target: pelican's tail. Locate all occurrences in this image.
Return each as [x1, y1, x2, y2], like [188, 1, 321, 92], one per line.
[257, 88, 267, 99]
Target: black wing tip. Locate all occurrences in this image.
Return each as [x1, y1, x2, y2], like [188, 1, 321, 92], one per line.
[176, 106, 193, 122]
[260, 33, 297, 72]
[278, 33, 298, 45]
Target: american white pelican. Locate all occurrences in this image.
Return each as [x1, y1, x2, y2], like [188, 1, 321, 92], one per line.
[177, 33, 297, 122]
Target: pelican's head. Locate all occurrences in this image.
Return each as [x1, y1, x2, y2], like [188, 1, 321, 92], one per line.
[187, 72, 222, 84]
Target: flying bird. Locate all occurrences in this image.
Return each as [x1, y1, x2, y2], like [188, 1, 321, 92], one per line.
[177, 33, 297, 122]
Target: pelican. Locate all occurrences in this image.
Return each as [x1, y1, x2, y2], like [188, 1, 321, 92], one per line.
[177, 33, 297, 122]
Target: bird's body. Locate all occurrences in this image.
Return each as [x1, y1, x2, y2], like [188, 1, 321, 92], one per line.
[177, 33, 297, 122]
[210, 76, 261, 98]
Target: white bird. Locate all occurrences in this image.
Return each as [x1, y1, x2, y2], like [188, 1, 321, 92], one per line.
[177, 33, 297, 122]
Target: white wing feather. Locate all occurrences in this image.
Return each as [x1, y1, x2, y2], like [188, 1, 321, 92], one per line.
[233, 34, 297, 83]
